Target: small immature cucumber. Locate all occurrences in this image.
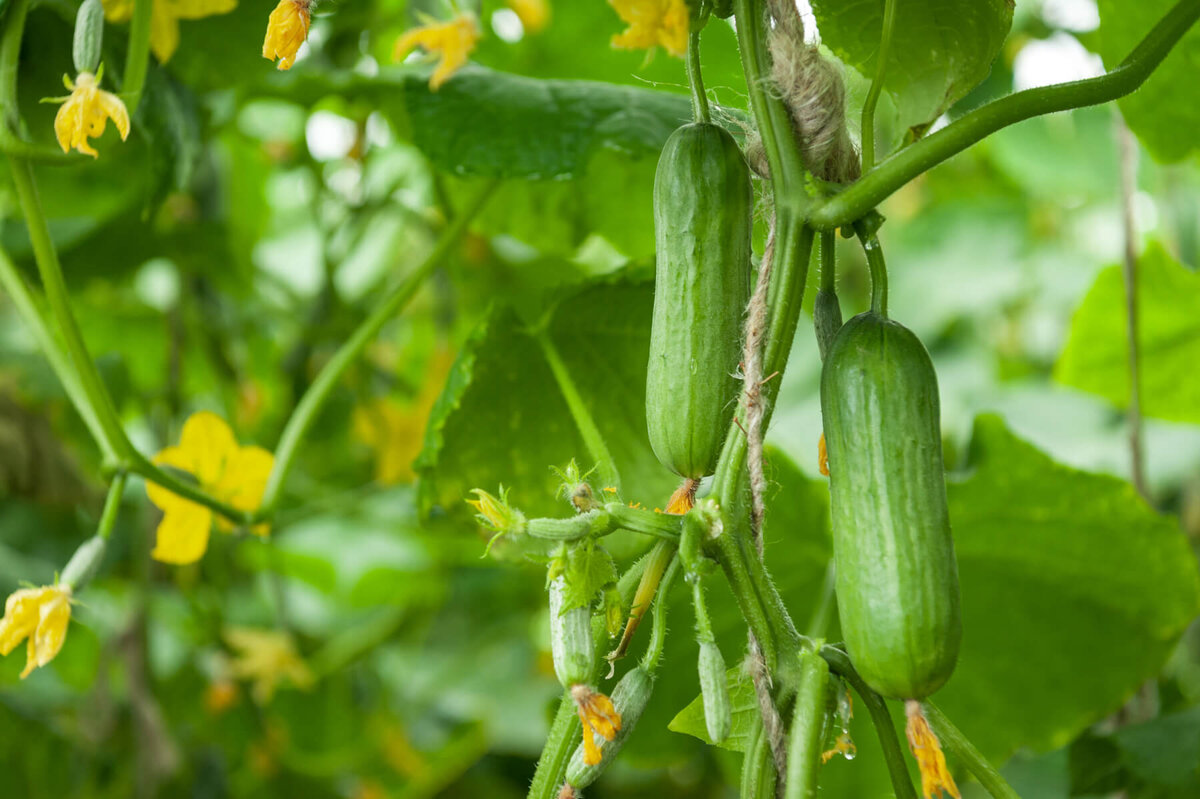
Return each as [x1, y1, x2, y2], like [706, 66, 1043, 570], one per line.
[698, 640, 731, 744]
[566, 666, 655, 788]
[549, 576, 595, 688]
[646, 122, 753, 480]
[820, 311, 961, 700]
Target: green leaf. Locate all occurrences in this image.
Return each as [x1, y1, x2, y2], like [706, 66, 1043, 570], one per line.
[936, 414, 1200, 761]
[811, 0, 1014, 136]
[1114, 706, 1200, 790]
[1055, 241, 1200, 424]
[667, 665, 758, 752]
[1097, 0, 1200, 162]
[561, 540, 617, 611]
[416, 269, 679, 556]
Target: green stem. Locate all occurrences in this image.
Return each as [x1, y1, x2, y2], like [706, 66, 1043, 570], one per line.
[925, 701, 1021, 799]
[741, 717, 777, 799]
[527, 691, 583, 799]
[604, 502, 683, 540]
[260, 180, 497, 515]
[861, 0, 897, 170]
[732, 0, 807, 204]
[128, 452, 255, 524]
[121, 0, 153, 113]
[784, 650, 831, 799]
[819, 231, 836, 293]
[9, 156, 132, 464]
[640, 554, 679, 671]
[0, 0, 30, 129]
[858, 231, 888, 316]
[809, 0, 1200, 229]
[714, 528, 777, 670]
[0, 246, 112, 458]
[97, 471, 127, 540]
[536, 330, 621, 493]
[686, 29, 711, 124]
[820, 646, 918, 799]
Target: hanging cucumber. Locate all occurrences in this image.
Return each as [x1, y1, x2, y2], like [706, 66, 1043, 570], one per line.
[646, 122, 752, 480]
[819, 309, 961, 701]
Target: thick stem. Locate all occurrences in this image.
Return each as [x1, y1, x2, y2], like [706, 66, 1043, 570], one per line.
[1116, 114, 1148, 501]
[687, 29, 711, 124]
[861, 0, 897, 170]
[924, 702, 1020, 799]
[784, 650, 831, 799]
[809, 0, 1200, 229]
[260, 180, 497, 514]
[527, 692, 583, 799]
[121, 0, 153, 113]
[733, 0, 807, 203]
[819, 646, 918, 799]
[537, 331, 621, 493]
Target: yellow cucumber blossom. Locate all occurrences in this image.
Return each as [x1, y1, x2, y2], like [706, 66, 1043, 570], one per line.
[102, 0, 238, 63]
[146, 411, 274, 565]
[262, 0, 312, 70]
[393, 13, 480, 91]
[570, 683, 621, 766]
[224, 627, 314, 704]
[467, 487, 527, 548]
[507, 0, 549, 33]
[0, 585, 72, 678]
[50, 71, 129, 158]
[905, 700, 960, 799]
[607, 0, 688, 57]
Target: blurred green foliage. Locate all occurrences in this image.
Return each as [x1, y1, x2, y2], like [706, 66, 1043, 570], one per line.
[1, 1, 1200, 798]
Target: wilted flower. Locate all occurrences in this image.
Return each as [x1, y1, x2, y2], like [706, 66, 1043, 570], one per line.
[50, 71, 129, 158]
[906, 700, 960, 799]
[570, 683, 621, 766]
[262, 0, 312, 70]
[0, 585, 72, 678]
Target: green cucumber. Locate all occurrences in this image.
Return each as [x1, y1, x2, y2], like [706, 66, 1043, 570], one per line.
[565, 666, 655, 788]
[646, 122, 752, 480]
[549, 575, 595, 688]
[820, 311, 961, 700]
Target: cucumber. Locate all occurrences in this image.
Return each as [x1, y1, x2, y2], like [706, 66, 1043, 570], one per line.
[565, 666, 655, 788]
[646, 122, 752, 480]
[820, 311, 961, 700]
[549, 575, 595, 688]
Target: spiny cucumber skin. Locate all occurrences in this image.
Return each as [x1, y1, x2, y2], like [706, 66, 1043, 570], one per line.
[820, 311, 961, 700]
[549, 576, 595, 688]
[646, 122, 752, 480]
[565, 666, 655, 788]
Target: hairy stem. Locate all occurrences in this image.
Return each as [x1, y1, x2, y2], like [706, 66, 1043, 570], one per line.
[809, 0, 1200, 229]
[640, 554, 680, 671]
[860, 0, 897, 170]
[784, 650, 831, 799]
[527, 692, 583, 799]
[925, 702, 1020, 799]
[858, 231, 889, 317]
[260, 180, 497, 514]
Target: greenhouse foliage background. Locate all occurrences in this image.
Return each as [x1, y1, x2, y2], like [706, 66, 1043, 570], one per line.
[2, 0, 1200, 796]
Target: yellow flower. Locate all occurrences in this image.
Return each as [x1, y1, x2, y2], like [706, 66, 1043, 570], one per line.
[102, 0, 238, 64]
[507, 0, 549, 33]
[905, 700, 960, 799]
[146, 411, 274, 565]
[50, 72, 130, 158]
[607, 0, 688, 57]
[664, 478, 698, 515]
[393, 13, 481, 91]
[820, 731, 857, 763]
[224, 626, 315, 704]
[570, 683, 621, 766]
[0, 585, 72, 678]
[262, 0, 312, 71]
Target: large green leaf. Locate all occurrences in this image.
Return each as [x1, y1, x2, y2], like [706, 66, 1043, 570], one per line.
[938, 414, 1200, 760]
[1055, 241, 1200, 425]
[416, 270, 679, 541]
[1097, 0, 1200, 162]
[811, 0, 1014, 137]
